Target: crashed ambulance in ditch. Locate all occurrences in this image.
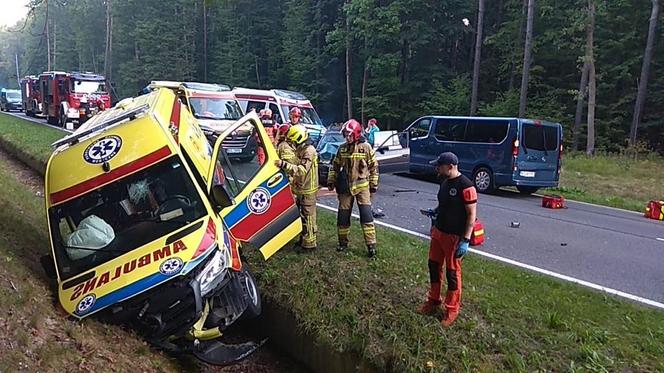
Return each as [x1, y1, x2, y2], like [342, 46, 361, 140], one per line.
[42, 88, 301, 364]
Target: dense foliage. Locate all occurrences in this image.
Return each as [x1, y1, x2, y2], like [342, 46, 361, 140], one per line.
[0, 0, 662, 153]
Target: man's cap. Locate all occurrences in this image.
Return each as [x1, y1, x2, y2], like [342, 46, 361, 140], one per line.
[429, 152, 458, 166]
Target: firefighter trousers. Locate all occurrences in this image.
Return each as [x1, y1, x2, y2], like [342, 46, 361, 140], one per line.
[296, 193, 317, 249]
[427, 227, 462, 314]
[337, 189, 376, 246]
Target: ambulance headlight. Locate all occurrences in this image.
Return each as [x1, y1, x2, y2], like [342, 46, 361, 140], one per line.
[196, 249, 228, 296]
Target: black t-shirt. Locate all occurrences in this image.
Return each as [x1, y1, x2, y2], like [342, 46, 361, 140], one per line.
[434, 174, 477, 237]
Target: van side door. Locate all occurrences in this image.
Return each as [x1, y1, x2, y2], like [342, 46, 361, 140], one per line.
[206, 112, 301, 259]
[431, 118, 467, 171]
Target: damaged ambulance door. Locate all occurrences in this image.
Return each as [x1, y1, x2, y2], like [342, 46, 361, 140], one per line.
[207, 112, 301, 259]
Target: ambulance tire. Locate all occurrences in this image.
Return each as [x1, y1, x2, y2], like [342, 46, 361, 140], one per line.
[473, 167, 494, 194]
[517, 186, 539, 195]
[239, 268, 262, 320]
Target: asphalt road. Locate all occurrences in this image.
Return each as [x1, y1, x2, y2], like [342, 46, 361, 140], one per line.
[2, 110, 72, 133]
[318, 173, 664, 305]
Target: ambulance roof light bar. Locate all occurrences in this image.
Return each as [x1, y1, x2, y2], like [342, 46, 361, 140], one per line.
[51, 104, 149, 149]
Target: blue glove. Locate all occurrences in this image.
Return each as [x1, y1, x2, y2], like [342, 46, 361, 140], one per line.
[455, 239, 470, 258]
[420, 208, 437, 218]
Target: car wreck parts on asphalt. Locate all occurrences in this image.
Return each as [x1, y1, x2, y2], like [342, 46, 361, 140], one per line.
[41, 89, 302, 364]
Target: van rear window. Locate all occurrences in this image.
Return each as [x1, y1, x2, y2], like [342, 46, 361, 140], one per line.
[523, 124, 559, 151]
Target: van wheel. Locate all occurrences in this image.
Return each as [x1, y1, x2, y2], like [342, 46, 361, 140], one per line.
[239, 268, 261, 320]
[517, 186, 539, 195]
[473, 167, 494, 193]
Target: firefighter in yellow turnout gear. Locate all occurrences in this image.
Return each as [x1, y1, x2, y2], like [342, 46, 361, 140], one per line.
[327, 119, 379, 257]
[275, 125, 318, 250]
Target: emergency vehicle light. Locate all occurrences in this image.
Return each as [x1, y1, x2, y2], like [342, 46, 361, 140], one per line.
[52, 104, 149, 148]
[272, 89, 308, 101]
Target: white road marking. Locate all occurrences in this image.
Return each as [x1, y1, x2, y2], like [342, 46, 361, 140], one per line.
[317, 202, 664, 310]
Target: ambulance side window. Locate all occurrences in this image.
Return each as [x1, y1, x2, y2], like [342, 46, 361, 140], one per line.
[269, 103, 282, 123]
[214, 121, 267, 197]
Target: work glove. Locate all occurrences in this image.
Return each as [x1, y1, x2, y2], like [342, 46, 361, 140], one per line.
[370, 187, 377, 193]
[455, 238, 470, 258]
[420, 208, 437, 218]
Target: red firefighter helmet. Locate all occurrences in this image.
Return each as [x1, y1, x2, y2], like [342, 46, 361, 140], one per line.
[289, 107, 301, 121]
[276, 122, 291, 138]
[343, 119, 363, 142]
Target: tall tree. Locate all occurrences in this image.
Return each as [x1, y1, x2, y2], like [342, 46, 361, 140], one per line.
[470, 0, 485, 115]
[629, 0, 660, 147]
[518, 0, 535, 117]
[586, 0, 596, 155]
[104, 0, 112, 91]
[572, 62, 589, 151]
[344, 0, 352, 119]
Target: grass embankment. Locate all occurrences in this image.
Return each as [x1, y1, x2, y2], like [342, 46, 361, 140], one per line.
[2, 113, 663, 371]
[0, 112, 64, 165]
[248, 214, 664, 372]
[545, 152, 664, 212]
[0, 157, 183, 371]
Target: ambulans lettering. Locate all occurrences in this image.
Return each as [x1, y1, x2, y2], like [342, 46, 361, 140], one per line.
[69, 239, 188, 301]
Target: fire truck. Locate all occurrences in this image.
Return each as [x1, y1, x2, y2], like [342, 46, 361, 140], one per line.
[20, 75, 41, 116]
[38, 71, 111, 128]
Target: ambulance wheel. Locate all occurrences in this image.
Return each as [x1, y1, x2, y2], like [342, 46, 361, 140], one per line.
[517, 186, 539, 195]
[239, 268, 261, 320]
[473, 167, 494, 193]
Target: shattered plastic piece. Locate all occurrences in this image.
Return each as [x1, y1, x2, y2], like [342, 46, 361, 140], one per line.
[510, 221, 520, 228]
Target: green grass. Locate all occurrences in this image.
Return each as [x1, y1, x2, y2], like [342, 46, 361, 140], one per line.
[0, 157, 185, 372]
[0, 112, 66, 164]
[247, 212, 664, 372]
[543, 152, 664, 212]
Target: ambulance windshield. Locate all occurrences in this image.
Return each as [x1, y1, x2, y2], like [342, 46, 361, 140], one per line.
[190, 97, 243, 121]
[48, 156, 207, 280]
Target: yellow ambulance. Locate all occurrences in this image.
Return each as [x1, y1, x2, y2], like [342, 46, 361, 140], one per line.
[42, 88, 301, 363]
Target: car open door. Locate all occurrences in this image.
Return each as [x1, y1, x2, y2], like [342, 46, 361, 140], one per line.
[206, 112, 301, 259]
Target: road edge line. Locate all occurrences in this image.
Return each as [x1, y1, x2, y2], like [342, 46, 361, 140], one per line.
[317, 202, 664, 310]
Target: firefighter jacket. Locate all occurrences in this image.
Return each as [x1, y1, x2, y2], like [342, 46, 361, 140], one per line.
[282, 142, 319, 196]
[328, 141, 378, 195]
[277, 140, 297, 165]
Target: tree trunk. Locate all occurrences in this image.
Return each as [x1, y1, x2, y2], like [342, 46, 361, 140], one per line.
[586, 0, 596, 156]
[345, 2, 353, 119]
[203, 0, 208, 82]
[46, 0, 51, 71]
[470, 0, 485, 115]
[572, 62, 589, 151]
[509, 0, 527, 91]
[104, 0, 112, 90]
[518, 0, 535, 117]
[53, 19, 56, 69]
[255, 55, 261, 88]
[629, 0, 660, 147]
[361, 60, 369, 125]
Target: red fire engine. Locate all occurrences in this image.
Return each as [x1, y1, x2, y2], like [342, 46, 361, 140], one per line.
[38, 71, 111, 128]
[20, 75, 41, 117]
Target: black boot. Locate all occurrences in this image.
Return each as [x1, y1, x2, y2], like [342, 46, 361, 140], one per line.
[336, 244, 347, 252]
[367, 244, 376, 258]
